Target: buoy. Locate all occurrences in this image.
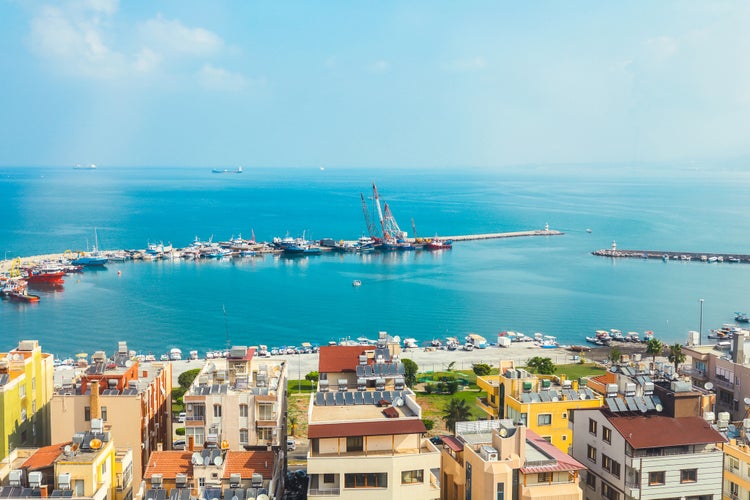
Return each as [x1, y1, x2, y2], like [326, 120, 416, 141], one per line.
[117, 270, 122, 276]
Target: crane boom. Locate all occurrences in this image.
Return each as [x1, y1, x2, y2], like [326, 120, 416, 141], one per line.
[360, 192, 378, 238]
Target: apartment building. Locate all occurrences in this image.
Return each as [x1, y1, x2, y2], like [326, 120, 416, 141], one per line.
[49, 342, 172, 489]
[0, 340, 55, 461]
[440, 419, 585, 500]
[571, 408, 725, 500]
[476, 360, 603, 452]
[721, 437, 750, 500]
[306, 339, 440, 499]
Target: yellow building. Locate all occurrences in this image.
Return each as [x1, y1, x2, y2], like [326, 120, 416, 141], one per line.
[440, 419, 585, 500]
[0, 340, 54, 461]
[476, 361, 603, 452]
[722, 438, 750, 500]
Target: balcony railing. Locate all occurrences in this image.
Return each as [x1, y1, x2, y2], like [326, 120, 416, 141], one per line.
[308, 487, 340, 496]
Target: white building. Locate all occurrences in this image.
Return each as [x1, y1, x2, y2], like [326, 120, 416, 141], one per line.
[571, 408, 725, 500]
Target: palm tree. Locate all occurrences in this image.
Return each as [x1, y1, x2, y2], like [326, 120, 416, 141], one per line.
[667, 343, 686, 374]
[442, 398, 473, 433]
[288, 414, 298, 437]
[645, 338, 664, 369]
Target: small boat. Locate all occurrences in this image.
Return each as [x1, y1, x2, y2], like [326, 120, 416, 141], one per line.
[425, 237, 453, 250]
[736, 313, 750, 323]
[189, 350, 198, 360]
[403, 338, 419, 349]
[586, 228, 592, 233]
[169, 348, 182, 361]
[8, 291, 40, 302]
[352, 279, 362, 287]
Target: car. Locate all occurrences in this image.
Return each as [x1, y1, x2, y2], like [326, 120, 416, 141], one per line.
[287, 438, 296, 451]
[173, 440, 186, 450]
[178, 412, 186, 423]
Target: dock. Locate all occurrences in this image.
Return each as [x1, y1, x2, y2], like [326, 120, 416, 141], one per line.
[410, 228, 564, 243]
[592, 248, 750, 263]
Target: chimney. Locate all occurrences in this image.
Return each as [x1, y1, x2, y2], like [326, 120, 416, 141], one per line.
[733, 331, 746, 364]
[188, 435, 194, 452]
[90, 380, 101, 420]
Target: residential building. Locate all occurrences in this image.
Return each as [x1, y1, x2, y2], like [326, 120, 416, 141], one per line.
[440, 419, 585, 500]
[0, 340, 55, 461]
[50, 342, 172, 490]
[683, 330, 750, 420]
[182, 346, 287, 452]
[143, 447, 276, 499]
[306, 337, 440, 499]
[721, 438, 750, 500]
[476, 360, 603, 452]
[571, 407, 725, 500]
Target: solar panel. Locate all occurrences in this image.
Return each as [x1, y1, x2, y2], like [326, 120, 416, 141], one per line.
[363, 365, 373, 377]
[335, 392, 345, 405]
[382, 391, 393, 403]
[372, 391, 382, 402]
[625, 397, 638, 412]
[345, 392, 354, 405]
[48, 492, 63, 498]
[205, 488, 222, 500]
[606, 398, 620, 412]
[636, 397, 649, 413]
[356, 366, 364, 377]
[325, 392, 335, 406]
[0, 374, 8, 386]
[315, 392, 325, 406]
[364, 392, 374, 405]
[539, 391, 550, 402]
[63, 492, 73, 498]
[644, 396, 655, 410]
[354, 391, 364, 405]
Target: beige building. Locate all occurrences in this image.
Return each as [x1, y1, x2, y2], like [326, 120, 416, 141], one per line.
[721, 438, 750, 500]
[0, 340, 55, 461]
[306, 340, 440, 499]
[50, 342, 172, 491]
[440, 419, 585, 500]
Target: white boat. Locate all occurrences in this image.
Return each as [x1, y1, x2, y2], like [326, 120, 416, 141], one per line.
[352, 279, 362, 287]
[189, 350, 198, 360]
[169, 348, 182, 361]
[403, 338, 419, 349]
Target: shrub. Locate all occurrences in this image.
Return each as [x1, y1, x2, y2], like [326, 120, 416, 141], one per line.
[472, 363, 492, 376]
[422, 418, 435, 431]
[175, 427, 185, 436]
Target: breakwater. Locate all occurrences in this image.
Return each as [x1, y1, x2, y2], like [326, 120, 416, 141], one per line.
[592, 248, 750, 263]
[432, 228, 564, 242]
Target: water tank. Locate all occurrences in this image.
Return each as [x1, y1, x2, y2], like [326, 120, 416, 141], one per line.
[704, 411, 715, 422]
[251, 473, 263, 487]
[9, 470, 22, 487]
[29, 471, 43, 488]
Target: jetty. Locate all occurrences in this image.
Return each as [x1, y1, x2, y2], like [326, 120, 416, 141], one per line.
[415, 228, 564, 242]
[593, 241, 750, 263]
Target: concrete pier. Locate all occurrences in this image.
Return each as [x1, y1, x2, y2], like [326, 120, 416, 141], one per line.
[411, 228, 564, 242]
[592, 248, 750, 263]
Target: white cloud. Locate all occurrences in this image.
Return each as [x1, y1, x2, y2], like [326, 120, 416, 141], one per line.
[646, 35, 678, 61]
[133, 48, 161, 73]
[441, 56, 488, 72]
[197, 64, 247, 91]
[367, 60, 390, 73]
[137, 15, 224, 58]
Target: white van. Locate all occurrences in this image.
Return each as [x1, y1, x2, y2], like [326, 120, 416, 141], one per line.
[287, 438, 296, 451]
[178, 412, 186, 423]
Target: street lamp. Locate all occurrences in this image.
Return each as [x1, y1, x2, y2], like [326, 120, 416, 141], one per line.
[699, 298, 704, 345]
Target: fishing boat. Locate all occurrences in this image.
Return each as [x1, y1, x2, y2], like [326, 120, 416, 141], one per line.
[24, 266, 66, 284]
[735, 312, 750, 323]
[425, 237, 453, 250]
[8, 290, 40, 303]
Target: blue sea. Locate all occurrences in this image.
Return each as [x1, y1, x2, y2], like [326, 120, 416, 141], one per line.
[2, 163, 750, 358]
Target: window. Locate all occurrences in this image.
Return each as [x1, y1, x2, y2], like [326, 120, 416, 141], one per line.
[257, 428, 272, 442]
[239, 404, 248, 417]
[589, 418, 598, 435]
[537, 413, 552, 426]
[562, 412, 567, 419]
[603, 427, 612, 444]
[323, 474, 335, 484]
[198, 478, 205, 487]
[680, 469, 697, 483]
[19, 385, 26, 398]
[20, 408, 27, 422]
[586, 473, 596, 489]
[258, 403, 274, 420]
[85, 406, 91, 421]
[601, 481, 620, 500]
[346, 436, 363, 452]
[401, 469, 424, 484]
[587, 444, 597, 463]
[537, 472, 552, 483]
[101, 406, 108, 421]
[562, 435, 567, 441]
[213, 404, 222, 418]
[344, 473, 387, 488]
[648, 471, 665, 486]
[239, 429, 248, 444]
[32, 377, 36, 391]
[496, 482, 504, 500]
[602, 455, 620, 479]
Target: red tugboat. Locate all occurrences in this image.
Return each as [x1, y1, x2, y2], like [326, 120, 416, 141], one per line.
[24, 265, 66, 284]
[425, 236, 453, 250]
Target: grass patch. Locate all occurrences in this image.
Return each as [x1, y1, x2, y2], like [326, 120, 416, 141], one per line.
[554, 363, 606, 380]
[288, 379, 315, 394]
[415, 388, 487, 434]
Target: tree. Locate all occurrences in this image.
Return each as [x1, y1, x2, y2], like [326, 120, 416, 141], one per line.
[288, 414, 298, 436]
[526, 356, 556, 375]
[472, 363, 492, 376]
[402, 358, 418, 387]
[178, 368, 201, 390]
[446, 361, 456, 371]
[667, 343, 686, 374]
[305, 371, 319, 383]
[645, 338, 664, 368]
[442, 397, 473, 433]
[609, 347, 622, 364]
[422, 418, 435, 431]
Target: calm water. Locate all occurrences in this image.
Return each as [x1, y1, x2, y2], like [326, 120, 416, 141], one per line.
[2, 164, 750, 358]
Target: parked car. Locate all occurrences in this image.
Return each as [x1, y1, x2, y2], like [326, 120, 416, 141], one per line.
[287, 438, 296, 451]
[178, 412, 186, 423]
[173, 440, 186, 450]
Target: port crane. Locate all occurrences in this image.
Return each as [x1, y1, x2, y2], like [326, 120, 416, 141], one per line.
[372, 183, 406, 242]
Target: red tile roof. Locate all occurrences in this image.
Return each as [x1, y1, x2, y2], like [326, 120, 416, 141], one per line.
[521, 430, 586, 473]
[22, 442, 69, 470]
[308, 419, 426, 438]
[440, 435, 464, 452]
[607, 415, 726, 449]
[222, 451, 274, 479]
[144, 451, 193, 479]
[318, 345, 374, 373]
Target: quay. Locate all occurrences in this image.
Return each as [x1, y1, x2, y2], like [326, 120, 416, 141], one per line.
[593, 246, 750, 263]
[426, 228, 564, 242]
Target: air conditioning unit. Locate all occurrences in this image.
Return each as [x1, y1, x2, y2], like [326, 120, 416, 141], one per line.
[175, 474, 188, 488]
[251, 473, 263, 487]
[479, 445, 498, 461]
[151, 474, 163, 488]
[29, 471, 43, 488]
[9, 470, 22, 487]
[58, 473, 71, 490]
[91, 418, 104, 433]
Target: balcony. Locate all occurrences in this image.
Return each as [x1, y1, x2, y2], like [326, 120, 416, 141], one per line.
[308, 488, 340, 496]
[681, 367, 707, 380]
[185, 416, 205, 426]
[475, 397, 497, 417]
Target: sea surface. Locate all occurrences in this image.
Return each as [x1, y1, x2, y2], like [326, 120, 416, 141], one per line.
[2, 163, 750, 358]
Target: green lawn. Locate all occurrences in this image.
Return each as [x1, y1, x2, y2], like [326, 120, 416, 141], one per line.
[416, 388, 488, 432]
[287, 379, 316, 394]
[553, 363, 607, 380]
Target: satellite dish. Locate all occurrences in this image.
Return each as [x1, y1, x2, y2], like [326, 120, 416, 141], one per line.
[655, 404, 663, 413]
[125, 360, 133, 367]
[704, 382, 714, 391]
[203, 456, 211, 466]
[64, 445, 72, 454]
[214, 456, 223, 466]
[395, 398, 404, 407]
[89, 438, 102, 449]
[191, 452, 201, 465]
[744, 397, 750, 406]
[499, 428, 508, 437]
[551, 396, 559, 402]
[257, 495, 270, 500]
[640, 407, 647, 413]
[232, 496, 239, 500]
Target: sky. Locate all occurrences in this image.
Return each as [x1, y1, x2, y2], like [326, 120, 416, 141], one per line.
[1, 0, 749, 168]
